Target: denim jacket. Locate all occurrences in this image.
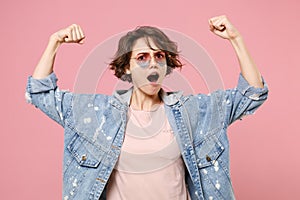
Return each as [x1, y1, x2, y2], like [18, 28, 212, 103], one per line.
[26, 73, 268, 200]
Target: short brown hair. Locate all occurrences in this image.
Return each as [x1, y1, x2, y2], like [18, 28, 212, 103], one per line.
[109, 26, 182, 82]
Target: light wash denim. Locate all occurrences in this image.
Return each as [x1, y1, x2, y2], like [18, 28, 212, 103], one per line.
[26, 72, 268, 200]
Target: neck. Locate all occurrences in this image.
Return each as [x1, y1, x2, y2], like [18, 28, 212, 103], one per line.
[130, 88, 162, 111]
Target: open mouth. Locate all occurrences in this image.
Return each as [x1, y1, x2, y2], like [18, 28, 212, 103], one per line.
[147, 72, 159, 82]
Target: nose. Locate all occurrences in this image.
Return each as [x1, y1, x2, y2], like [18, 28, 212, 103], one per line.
[149, 54, 158, 69]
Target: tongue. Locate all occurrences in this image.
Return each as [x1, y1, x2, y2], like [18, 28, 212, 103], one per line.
[147, 74, 159, 82]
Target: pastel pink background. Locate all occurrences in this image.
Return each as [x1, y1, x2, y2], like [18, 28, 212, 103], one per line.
[1, 0, 299, 199]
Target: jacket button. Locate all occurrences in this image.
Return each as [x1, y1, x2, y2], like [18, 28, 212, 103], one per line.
[206, 155, 211, 162]
[81, 155, 87, 161]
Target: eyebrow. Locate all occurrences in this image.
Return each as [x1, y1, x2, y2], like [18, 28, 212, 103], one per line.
[135, 50, 165, 55]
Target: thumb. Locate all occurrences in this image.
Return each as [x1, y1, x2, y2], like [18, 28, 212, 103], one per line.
[56, 30, 70, 43]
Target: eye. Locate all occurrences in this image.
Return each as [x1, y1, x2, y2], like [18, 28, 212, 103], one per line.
[137, 55, 146, 61]
[155, 52, 165, 59]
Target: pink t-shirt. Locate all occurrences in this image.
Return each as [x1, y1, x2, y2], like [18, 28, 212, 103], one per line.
[106, 104, 191, 200]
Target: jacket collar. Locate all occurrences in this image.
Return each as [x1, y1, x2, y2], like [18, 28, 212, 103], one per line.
[112, 87, 184, 106]
[72, 87, 185, 144]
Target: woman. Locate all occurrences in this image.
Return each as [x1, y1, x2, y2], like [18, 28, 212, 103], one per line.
[26, 15, 268, 200]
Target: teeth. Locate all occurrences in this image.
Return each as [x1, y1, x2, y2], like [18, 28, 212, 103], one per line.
[147, 73, 159, 82]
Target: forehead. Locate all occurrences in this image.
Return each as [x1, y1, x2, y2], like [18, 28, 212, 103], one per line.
[131, 37, 161, 55]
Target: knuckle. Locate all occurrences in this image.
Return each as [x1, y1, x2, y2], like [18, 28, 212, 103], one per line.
[66, 27, 72, 32]
[69, 24, 77, 30]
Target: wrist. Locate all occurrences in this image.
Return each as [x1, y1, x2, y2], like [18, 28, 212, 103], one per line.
[49, 33, 63, 46]
[47, 34, 63, 53]
[229, 34, 244, 45]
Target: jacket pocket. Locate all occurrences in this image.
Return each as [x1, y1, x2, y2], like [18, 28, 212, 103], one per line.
[194, 132, 225, 169]
[67, 133, 107, 168]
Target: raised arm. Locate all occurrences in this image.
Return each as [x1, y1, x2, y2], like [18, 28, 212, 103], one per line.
[208, 15, 264, 88]
[26, 24, 85, 126]
[32, 24, 85, 79]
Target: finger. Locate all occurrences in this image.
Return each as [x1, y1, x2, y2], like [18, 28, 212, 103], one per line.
[71, 25, 77, 41]
[211, 15, 226, 21]
[212, 18, 226, 31]
[211, 29, 226, 39]
[78, 25, 86, 44]
[209, 16, 222, 24]
[78, 38, 85, 44]
[77, 25, 85, 39]
[208, 19, 216, 32]
[209, 23, 215, 31]
[210, 15, 226, 23]
[209, 22, 224, 32]
[74, 25, 84, 44]
[76, 25, 85, 42]
[215, 23, 226, 31]
[74, 26, 82, 41]
[209, 17, 217, 23]
[208, 18, 215, 27]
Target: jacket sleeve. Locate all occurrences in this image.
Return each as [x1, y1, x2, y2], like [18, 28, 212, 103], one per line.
[224, 73, 268, 126]
[25, 73, 73, 127]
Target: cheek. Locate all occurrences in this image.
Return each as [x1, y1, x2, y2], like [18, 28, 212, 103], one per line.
[160, 66, 167, 77]
[131, 68, 147, 85]
[137, 61, 150, 69]
[157, 60, 166, 68]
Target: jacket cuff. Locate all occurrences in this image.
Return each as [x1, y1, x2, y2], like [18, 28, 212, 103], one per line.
[26, 72, 58, 94]
[236, 73, 268, 100]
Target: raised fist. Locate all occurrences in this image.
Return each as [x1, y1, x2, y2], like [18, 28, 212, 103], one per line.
[209, 15, 240, 40]
[51, 24, 85, 44]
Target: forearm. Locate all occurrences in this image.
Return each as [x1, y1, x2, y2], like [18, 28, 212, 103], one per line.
[208, 15, 264, 88]
[230, 36, 264, 88]
[32, 35, 61, 79]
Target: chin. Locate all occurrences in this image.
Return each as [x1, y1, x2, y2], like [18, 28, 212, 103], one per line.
[140, 84, 161, 96]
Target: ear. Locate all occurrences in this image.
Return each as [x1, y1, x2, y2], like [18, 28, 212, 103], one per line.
[125, 65, 131, 74]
